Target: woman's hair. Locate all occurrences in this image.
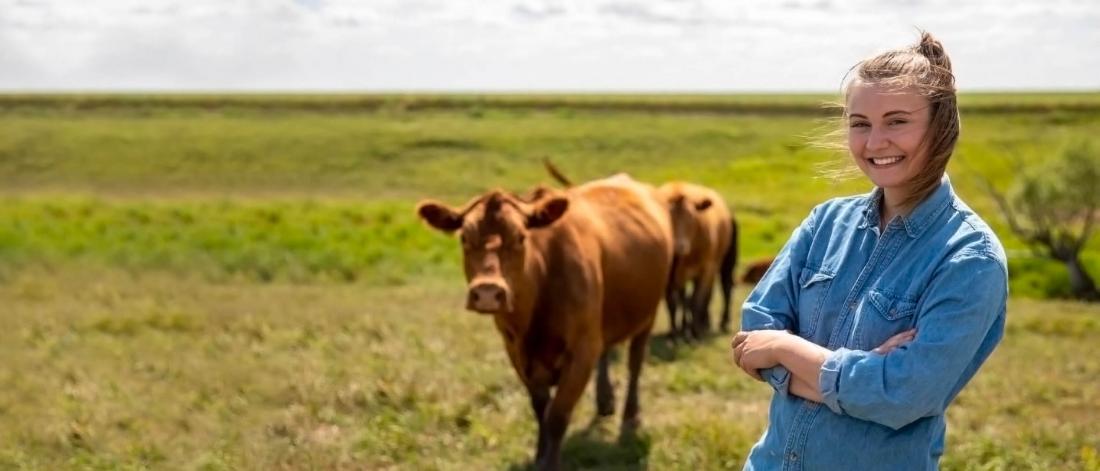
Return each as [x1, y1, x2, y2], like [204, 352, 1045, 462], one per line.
[824, 31, 960, 210]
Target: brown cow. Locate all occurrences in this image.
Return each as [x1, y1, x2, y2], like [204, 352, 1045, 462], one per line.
[539, 159, 738, 339]
[740, 256, 776, 284]
[656, 182, 738, 338]
[416, 175, 673, 471]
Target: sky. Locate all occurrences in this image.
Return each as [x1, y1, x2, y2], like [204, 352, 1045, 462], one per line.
[1, 0, 1097, 92]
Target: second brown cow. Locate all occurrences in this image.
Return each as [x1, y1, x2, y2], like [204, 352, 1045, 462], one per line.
[656, 182, 738, 338]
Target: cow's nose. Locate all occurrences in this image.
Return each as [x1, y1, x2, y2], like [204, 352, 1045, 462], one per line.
[467, 282, 508, 314]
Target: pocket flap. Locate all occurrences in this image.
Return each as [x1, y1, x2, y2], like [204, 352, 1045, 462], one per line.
[867, 289, 918, 320]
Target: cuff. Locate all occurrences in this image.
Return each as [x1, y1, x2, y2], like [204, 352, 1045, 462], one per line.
[819, 347, 852, 415]
[761, 366, 791, 396]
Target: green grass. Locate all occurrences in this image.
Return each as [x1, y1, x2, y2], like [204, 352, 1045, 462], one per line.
[0, 270, 1097, 470]
[1, 97, 1097, 296]
[0, 94, 1098, 469]
[0, 198, 455, 285]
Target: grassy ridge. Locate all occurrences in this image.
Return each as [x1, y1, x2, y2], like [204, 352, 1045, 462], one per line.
[0, 198, 455, 285]
[1, 98, 1098, 297]
[1, 196, 1095, 299]
[3, 92, 1100, 115]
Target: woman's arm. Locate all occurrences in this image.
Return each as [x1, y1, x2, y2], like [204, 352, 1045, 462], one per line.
[738, 209, 819, 390]
[789, 374, 823, 403]
[735, 329, 918, 403]
[741, 252, 1006, 431]
[733, 331, 828, 396]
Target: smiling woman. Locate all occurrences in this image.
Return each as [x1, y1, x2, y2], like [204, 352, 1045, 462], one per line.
[732, 31, 1009, 470]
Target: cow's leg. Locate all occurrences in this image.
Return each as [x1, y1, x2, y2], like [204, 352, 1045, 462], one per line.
[622, 327, 651, 433]
[665, 282, 680, 341]
[720, 219, 739, 332]
[595, 349, 615, 416]
[719, 256, 736, 333]
[537, 344, 598, 471]
[690, 272, 716, 337]
[684, 280, 700, 339]
[665, 257, 683, 342]
[527, 383, 551, 463]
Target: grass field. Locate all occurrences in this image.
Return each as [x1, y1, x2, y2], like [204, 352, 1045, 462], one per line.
[1, 94, 1099, 469]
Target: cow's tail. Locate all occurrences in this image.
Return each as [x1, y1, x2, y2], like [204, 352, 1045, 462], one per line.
[543, 157, 574, 188]
[718, 216, 739, 332]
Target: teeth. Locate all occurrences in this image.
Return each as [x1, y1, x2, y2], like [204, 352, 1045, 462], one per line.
[870, 155, 904, 166]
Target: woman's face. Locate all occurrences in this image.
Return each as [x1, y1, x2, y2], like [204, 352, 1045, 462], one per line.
[846, 82, 932, 193]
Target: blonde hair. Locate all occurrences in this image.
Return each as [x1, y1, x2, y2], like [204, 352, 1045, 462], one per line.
[822, 31, 960, 211]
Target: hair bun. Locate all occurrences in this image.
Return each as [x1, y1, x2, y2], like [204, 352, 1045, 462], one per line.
[916, 31, 952, 71]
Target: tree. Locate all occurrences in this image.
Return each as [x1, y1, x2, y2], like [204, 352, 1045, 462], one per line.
[977, 141, 1100, 301]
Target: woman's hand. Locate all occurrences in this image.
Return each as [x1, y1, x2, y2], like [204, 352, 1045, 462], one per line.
[731, 330, 792, 381]
[872, 329, 917, 355]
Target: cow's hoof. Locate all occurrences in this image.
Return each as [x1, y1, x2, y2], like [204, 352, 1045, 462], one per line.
[597, 403, 615, 417]
[535, 456, 561, 471]
[620, 416, 642, 435]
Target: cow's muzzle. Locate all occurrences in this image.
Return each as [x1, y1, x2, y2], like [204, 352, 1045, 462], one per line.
[466, 280, 513, 314]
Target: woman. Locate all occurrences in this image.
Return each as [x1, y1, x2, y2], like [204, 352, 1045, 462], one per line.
[732, 32, 1008, 470]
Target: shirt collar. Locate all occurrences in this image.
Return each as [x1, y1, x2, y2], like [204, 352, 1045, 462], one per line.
[859, 174, 954, 239]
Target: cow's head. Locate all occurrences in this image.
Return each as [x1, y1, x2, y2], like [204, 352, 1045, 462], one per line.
[659, 185, 713, 257]
[417, 190, 569, 315]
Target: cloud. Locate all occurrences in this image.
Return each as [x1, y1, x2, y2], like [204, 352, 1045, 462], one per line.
[511, 1, 568, 21]
[0, 0, 1096, 90]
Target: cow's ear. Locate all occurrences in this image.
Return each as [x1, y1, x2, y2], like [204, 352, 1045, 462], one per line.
[527, 196, 569, 229]
[417, 200, 464, 233]
[694, 198, 713, 212]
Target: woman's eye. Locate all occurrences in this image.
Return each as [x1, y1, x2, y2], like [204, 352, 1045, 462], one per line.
[888, 120, 907, 126]
[849, 122, 870, 128]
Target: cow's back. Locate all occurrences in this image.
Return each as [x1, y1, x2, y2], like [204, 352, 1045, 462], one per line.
[569, 175, 673, 345]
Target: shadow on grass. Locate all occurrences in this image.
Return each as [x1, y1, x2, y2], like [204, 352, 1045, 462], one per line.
[647, 330, 725, 363]
[505, 416, 652, 471]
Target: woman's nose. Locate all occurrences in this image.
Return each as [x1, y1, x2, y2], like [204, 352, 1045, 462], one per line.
[866, 127, 890, 151]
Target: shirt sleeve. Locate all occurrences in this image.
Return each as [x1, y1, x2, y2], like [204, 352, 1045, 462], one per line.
[818, 249, 1008, 430]
[741, 207, 817, 395]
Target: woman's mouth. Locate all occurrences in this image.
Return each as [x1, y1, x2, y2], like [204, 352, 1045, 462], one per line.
[868, 155, 906, 167]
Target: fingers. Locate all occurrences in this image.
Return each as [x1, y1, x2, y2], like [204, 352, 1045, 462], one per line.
[733, 337, 747, 366]
[741, 362, 764, 382]
[872, 329, 917, 354]
[731, 331, 749, 349]
[731, 331, 771, 382]
[731, 331, 748, 365]
[731, 332, 763, 381]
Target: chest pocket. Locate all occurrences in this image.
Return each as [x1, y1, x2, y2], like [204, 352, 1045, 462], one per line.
[857, 289, 919, 349]
[797, 267, 835, 338]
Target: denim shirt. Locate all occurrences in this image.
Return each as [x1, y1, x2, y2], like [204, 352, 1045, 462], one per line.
[741, 175, 1008, 471]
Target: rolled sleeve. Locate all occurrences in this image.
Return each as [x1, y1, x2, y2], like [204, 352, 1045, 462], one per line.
[819, 348, 851, 415]
[740, 209, 817, 395]
[763, 366, 791, 395]
[815, 252, 1007, 430]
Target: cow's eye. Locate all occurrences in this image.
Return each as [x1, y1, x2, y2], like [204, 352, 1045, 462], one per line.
[459, 233, 468, 245]
[516, 234, 527, 246]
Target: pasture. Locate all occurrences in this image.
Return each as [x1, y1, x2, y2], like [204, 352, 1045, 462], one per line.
[1, 94, 1098, 470]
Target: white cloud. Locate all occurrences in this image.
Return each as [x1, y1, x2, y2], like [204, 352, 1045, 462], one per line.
[0, 0, 1096, 91]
